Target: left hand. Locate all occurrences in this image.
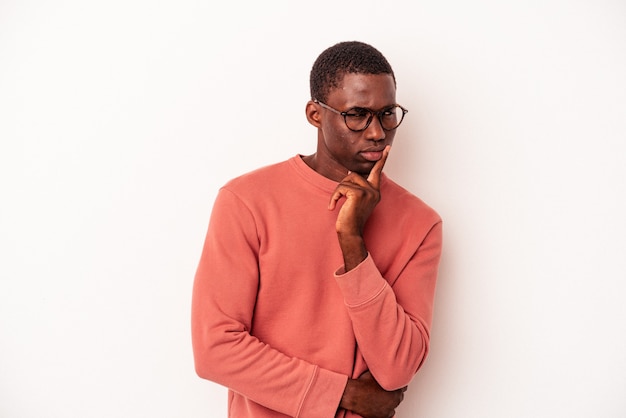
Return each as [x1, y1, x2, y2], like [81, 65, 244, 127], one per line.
[328, 146, 390, 269]
[339, 370, 406, 418]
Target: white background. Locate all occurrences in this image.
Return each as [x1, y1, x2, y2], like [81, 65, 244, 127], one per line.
[1, 1, 625, 417]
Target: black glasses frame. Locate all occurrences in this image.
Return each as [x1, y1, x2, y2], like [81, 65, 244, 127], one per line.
[314, 100, 408, 132]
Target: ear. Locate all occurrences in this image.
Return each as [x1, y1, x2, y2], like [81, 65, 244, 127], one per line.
[305, 100, 322, 128]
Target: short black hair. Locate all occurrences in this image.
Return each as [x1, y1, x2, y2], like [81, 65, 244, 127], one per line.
[309, 41, 396, 103]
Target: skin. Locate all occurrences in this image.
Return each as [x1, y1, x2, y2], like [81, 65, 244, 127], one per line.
[303, 73, 406, 418]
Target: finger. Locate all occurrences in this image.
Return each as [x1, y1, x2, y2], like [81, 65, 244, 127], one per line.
[328, 186, 349, 210]
[328, 176, 365, 210]
[366, 145, 391, 187]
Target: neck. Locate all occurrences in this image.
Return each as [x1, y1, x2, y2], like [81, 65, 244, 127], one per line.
[301, 153, 349, 183]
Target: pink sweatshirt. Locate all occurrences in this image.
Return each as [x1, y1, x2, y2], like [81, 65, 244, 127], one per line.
[192, 155, 442, 417]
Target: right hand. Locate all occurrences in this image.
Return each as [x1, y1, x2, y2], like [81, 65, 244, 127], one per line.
[340, 370, 407, 418]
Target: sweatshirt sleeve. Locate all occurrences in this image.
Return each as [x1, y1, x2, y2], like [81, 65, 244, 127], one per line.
[334, 220, 443, 390]
[191, 187, 347, 418]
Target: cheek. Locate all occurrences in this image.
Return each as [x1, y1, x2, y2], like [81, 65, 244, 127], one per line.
[325, 126, 355, 150]
[338, 132, 357, 147]
[331, 135, 358, 156]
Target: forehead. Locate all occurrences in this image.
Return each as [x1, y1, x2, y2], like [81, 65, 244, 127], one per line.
[329, 73, 396, 108]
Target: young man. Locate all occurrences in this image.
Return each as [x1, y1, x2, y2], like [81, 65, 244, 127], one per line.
[192, 41, 443, 418]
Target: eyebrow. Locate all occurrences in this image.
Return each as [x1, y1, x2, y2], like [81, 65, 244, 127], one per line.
[346, 103, 398, 111]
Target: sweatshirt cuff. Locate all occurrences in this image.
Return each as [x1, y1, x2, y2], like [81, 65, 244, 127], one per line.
[297, 367, 348, 418]
[334, 254, 387, 307]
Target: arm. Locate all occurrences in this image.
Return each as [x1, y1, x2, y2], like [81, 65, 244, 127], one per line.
[329, 146, 443, 390]
[335, 222, 443, 390]
[191, 188, 347, 418]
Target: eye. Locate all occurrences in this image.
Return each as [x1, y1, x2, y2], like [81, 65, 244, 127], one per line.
[382, 107, 397, 117]
[345, 108, 370, 119]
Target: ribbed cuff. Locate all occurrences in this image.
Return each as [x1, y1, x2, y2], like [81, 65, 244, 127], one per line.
[334, 254, 387, 307]
[297, 367, 348, 418]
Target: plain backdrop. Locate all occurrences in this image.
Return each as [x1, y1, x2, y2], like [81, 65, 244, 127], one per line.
[1, 1, 625, 417]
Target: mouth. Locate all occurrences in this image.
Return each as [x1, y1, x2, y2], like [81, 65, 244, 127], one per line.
[359, 148, 385, 162]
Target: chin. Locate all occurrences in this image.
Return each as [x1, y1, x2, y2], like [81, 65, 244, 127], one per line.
[353, 167, 373, 177]
[354, 161, 376, 173]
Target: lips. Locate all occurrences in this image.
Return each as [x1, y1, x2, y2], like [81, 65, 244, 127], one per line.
[360, 149, 385, 162]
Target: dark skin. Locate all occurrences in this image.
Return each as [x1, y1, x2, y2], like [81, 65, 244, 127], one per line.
[303, 73, 406, 418]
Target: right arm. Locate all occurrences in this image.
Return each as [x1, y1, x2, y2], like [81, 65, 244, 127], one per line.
[191, 187, 347, 417]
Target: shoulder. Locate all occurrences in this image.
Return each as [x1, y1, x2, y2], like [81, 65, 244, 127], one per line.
[210, 159, 294, 221]
[222, 158, 293, 195]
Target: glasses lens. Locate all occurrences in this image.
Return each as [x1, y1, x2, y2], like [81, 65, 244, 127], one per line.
[344, 108, 373, 131]
[380, 106, 405, 130]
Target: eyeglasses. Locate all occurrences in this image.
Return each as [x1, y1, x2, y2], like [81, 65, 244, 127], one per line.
[314, 100, 408, 132]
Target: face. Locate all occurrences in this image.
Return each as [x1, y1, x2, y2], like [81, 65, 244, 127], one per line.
[307, 73, 398, 181]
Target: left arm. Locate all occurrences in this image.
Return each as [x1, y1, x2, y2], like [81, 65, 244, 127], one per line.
[334, 222, 442, 390]
[329, 146, 443, 390]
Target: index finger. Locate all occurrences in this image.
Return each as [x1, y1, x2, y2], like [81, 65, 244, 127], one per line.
[366, 145, 391, 187]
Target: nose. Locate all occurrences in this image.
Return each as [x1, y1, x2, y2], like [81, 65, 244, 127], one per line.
[364, 114, 386, 142]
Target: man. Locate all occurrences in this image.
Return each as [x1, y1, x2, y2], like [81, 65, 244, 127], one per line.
[192, 41, 442, 418]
